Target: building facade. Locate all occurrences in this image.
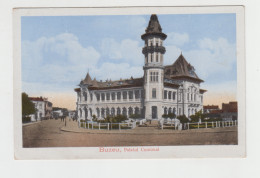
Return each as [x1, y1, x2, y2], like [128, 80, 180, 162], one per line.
[29, 97, 53, 121]
[75, 14, 206, 121]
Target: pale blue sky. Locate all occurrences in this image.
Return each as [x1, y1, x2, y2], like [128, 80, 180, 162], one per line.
[21, 14, 237, 97]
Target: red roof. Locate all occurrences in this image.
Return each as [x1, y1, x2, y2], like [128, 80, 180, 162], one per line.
[29, 97, 44, 101]
[204, 105, 219, 110]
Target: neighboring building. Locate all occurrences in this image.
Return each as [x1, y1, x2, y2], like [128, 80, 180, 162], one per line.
[29, 97, 52, 121]
[52, 107, 68, 119]
[221, 101, 238, 121]
[75, 14, 206, 121]
[203, 105, 220, 114]
[68, 110, 76, 119]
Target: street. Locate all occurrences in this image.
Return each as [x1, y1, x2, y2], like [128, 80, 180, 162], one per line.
[23, 119, 238, 147]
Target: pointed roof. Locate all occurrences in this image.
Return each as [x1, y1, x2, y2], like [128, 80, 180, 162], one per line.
[146, 14, 162, 33]
[91, 78, 99, 88]
[82, 72, 92, 85]
[141, 14, 167, 40]
[164, 54, 203, 82]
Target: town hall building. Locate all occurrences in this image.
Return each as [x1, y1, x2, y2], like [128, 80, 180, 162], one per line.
[74, 14, 206, 121]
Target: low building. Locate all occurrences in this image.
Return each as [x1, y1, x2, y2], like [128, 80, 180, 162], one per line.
[203, 105, 220, 114]
[221, 101, 238, 121]
[29, 97, 53, 121]
[52, 107, 69, 119]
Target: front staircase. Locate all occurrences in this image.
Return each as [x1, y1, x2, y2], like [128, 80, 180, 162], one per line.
[141, 120, 159, 127]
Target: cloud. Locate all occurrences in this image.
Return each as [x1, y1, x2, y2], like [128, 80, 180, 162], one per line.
[164, 45, 182, 65]
[91, 62, 143, 81]
[100, 38, 143, 66]
[165, 32, 189, 46]
[22, 33, 101, 92]
[184, 37, 236, 79]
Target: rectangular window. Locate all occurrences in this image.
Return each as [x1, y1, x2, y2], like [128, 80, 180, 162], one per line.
[168, 91, 172, 99]
[156, 72, 158, 81]
[117, 92, 121, 100]
[123, 91, 127, 100]
[111, 93, 115, 100]
[156, 53, 158, 62]
[152, 88, 156, 99]
[96, 93, 100, 101]
[164, 90, 167, 99]
[135, 90, 140, 99]
[150, 72, 153, 82]
[172, 92, 176, 100]
[106, 93, 110, 100]
[101, 93, 105, 101]
[129, 91, 133, 99]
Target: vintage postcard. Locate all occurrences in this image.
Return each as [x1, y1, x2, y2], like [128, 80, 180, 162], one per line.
[13, 6, 245, 159]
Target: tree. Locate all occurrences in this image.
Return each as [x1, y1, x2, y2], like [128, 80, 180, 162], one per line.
[168, 113, 176, 119]
[177, 115, 189, 124]
[190, 110, 206, 122]
[22, 92, 36, 118]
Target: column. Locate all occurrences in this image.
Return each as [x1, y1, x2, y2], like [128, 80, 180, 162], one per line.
[127, 91, 129, 102]
[104, 93, 106, 102]
[115, 92, 117, 101]
[133, 90, 135, 101]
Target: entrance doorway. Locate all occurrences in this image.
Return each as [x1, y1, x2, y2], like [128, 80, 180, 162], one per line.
[152, 106, 157, 119]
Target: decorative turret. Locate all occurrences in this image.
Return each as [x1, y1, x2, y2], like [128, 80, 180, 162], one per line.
[81, 72, 92, 85]
[142, 14, 166, 120]
[142, 14, 167, 67]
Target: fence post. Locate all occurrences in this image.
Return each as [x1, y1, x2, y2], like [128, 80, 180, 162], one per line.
[87, 123, 89, 129]
[92, 123, 93, 129]
[187, 122, 189, 130]
[212, 121, 214, 128]
[206, 122, 207, 128]
[198, 122, 199, 129]
[99, 123, 100, 130]
[119, 123, 121, 131]
[222, 121, 224, 127]
[107, 123, 109, 130]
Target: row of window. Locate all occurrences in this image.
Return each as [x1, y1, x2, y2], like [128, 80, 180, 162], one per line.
[80, 90, 143, 102]
[187, 93, 197, 102]
[145, 53, 163, 63]
[164, 90, 176, 100]
[150, 72, 159, 82]
[146, 38, 163, 47]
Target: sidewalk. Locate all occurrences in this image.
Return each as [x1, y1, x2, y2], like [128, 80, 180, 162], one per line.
[22, 120, 43, 127]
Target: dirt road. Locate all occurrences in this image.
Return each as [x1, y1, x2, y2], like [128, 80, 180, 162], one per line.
[23, 119, 238, 147]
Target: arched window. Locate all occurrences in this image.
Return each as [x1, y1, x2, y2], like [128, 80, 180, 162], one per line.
[117, 107, 121, 115]
[129, 107, 133, 116]
[164, 107, 167, 115]
[96, 108, 100, 118]
[134, 107, 140, 115]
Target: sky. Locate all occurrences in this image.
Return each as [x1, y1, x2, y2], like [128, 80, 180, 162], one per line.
[21, 14, 237, 110]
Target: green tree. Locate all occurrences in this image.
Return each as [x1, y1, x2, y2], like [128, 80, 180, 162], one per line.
[168, 113, 176, 119]
[177, 115, 189, 124]
[22, 92, 36, 119]
[190, 110, 206, 122]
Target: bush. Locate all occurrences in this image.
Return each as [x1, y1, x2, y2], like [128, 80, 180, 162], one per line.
[22, 117, 31, 123]
[177, 115, 189, 123]
[129, 114, 141, 119]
